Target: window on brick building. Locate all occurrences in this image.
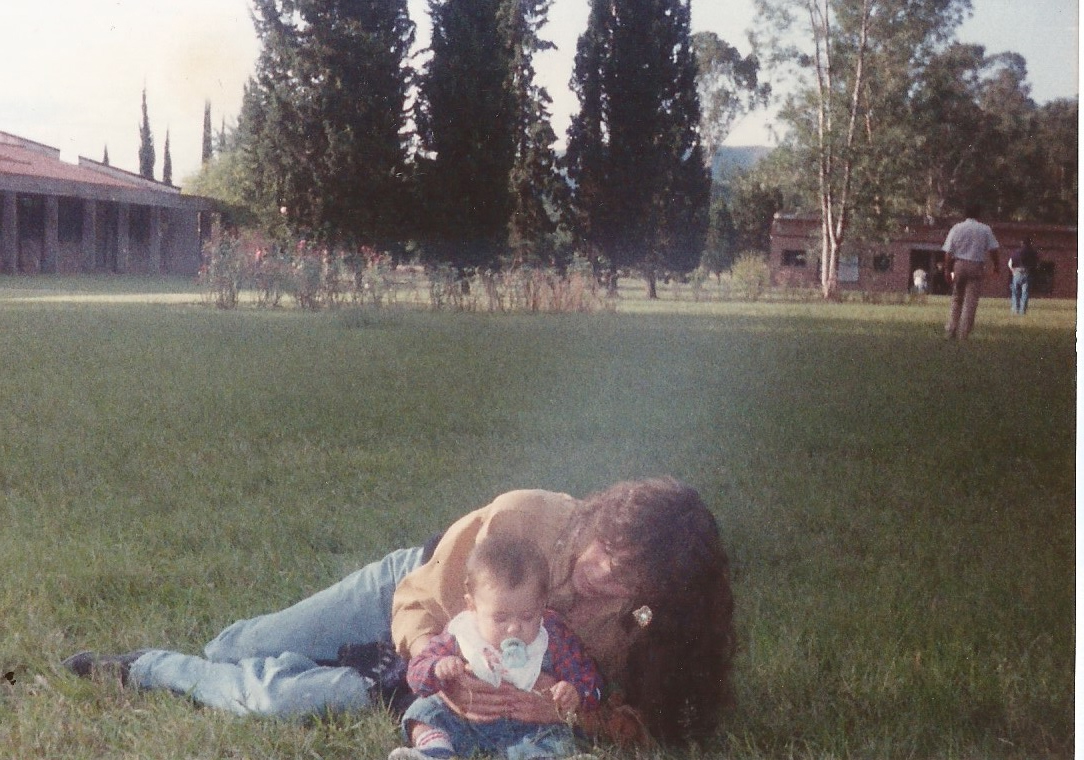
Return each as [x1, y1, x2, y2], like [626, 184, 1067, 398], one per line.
[782, 250, 807, 267]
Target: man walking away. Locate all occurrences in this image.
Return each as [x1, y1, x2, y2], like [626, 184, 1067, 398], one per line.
[942, 203, 1000, 340]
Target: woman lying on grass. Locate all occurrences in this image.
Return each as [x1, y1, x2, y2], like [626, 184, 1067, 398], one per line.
[63, 477, 735, 746]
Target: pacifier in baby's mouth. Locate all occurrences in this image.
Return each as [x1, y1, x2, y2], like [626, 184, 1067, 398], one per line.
[499, 638, 528, 668]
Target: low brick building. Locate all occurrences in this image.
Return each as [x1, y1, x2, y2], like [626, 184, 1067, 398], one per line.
[769, 213, 1078, 299]
[0, 131, 214, 276]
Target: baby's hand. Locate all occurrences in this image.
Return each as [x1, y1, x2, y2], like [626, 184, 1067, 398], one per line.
[434, 656, 466, 683]
[550, 680, 581, 718]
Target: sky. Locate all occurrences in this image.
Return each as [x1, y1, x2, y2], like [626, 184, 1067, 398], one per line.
[2, 0, 1078, 186]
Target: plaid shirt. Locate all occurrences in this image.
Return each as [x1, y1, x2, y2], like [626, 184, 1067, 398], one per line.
[406, 609, 604, 711]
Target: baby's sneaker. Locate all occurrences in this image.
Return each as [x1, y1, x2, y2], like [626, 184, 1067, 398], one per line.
[387, 748, 455, 760]
[387, 748, 428, 760]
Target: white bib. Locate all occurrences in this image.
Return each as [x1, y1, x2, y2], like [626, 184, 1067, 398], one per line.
[446, 610, 548, 690]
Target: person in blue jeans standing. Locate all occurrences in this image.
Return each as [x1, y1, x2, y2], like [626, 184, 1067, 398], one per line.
[1008, 236, 1038, 315]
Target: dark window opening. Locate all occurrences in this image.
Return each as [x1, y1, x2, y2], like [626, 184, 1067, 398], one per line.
[17, 195, 44, 242]
[782, 249, 807, 267]
[130, 206, 151, 246]
[58, 198, 83, 243]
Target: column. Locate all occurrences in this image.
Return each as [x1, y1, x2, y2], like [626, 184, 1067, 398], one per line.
[1, 191, 16, 274]
[149, 206, 162, 274]
[43, 196, 59, 273]
[82, 199, 98, 272]
[117, 202, 130, 273]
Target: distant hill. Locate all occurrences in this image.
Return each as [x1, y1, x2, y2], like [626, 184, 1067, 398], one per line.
[711, 145, 772, 183]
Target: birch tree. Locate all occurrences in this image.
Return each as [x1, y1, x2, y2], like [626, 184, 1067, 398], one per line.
[754, 0, 969, 298]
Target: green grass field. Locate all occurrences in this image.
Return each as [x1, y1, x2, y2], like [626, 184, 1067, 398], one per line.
[0, 278, 1075, 759]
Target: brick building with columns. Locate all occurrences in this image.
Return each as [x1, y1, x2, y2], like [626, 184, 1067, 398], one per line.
[0, 131, 213, 276]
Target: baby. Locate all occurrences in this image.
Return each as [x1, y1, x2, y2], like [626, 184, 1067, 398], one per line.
[389, 533, 603, 760]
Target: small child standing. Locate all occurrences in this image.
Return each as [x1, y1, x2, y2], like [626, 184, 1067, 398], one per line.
[388, 534, 603, 760]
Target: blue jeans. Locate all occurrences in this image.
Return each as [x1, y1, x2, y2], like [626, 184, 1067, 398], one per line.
[128, 547, 425, 717]
[403, 694, 578, 760]
[1010, 270, 1031, 314]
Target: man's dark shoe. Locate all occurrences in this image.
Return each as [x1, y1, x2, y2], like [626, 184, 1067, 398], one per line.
[62, 650, 149, 686]
[337, 642, 413, 715]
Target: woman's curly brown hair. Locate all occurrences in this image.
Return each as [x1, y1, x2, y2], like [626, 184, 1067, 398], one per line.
[580, 477, 736, 744]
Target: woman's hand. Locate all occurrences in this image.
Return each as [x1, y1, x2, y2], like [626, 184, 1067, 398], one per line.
[441, 672, 562, 724]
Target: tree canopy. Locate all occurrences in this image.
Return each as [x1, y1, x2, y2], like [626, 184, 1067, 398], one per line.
[181, 0, 1073, 288]
[747, 0, 1076, 296]
[234, 0, 416, 246]
[565, 0, 710, 293]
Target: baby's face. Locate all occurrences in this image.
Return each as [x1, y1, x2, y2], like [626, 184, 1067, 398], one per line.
[467, 577, 544, 650]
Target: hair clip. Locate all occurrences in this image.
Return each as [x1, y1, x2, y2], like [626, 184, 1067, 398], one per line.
[632, 605, 653, 628]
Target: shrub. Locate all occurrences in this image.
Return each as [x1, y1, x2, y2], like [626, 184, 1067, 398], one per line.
[198, 231, 245, 309]
[252, 245, 291, 308]
[424, 257, 610, 314]
[729, 252, 771, 301]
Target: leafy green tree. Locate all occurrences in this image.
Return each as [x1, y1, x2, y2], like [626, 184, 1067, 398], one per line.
[701, 197, 736, 276]
[904, 42, 988, 219]
[903, 44, 1076, 224]
[972, 52, 1035, 218]
[185, 128, 269, 231]
[753, 0, 970, 297]
[566, 0, 710, 297]
[730, 171, 784, 253]
[162, 129, 173, 185]
[138, 87, 155, 180]
[1026, 98, 1078, 223]
[693, 32, 770, 166]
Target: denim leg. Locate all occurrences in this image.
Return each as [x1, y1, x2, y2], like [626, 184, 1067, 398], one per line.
[404, 696, 578, 760]
[1011, 271, 1025, 313]
[505, 723, 578, 760]
[205, 547, 425, 663]
[1019, 274, 1030, 313]
[128, 650, 374, 717]
[127, 547, 425, 717]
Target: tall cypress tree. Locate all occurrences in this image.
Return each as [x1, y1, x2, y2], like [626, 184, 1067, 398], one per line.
[202, 101, 214, 164]
[238, 0, 415, 245]
[499, 0, 564, 266]
[565, 0, 709, 294]
[418, 0, 516, 269]
[138, 87, 155, 180]
[162, 129, 173, 185]
[102, 145, 110, 165]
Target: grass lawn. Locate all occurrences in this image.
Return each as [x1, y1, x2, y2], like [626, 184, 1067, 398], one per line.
[0, 277, 1075, 759]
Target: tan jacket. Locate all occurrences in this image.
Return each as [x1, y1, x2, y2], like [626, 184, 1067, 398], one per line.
[391, 489, 637, 689]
